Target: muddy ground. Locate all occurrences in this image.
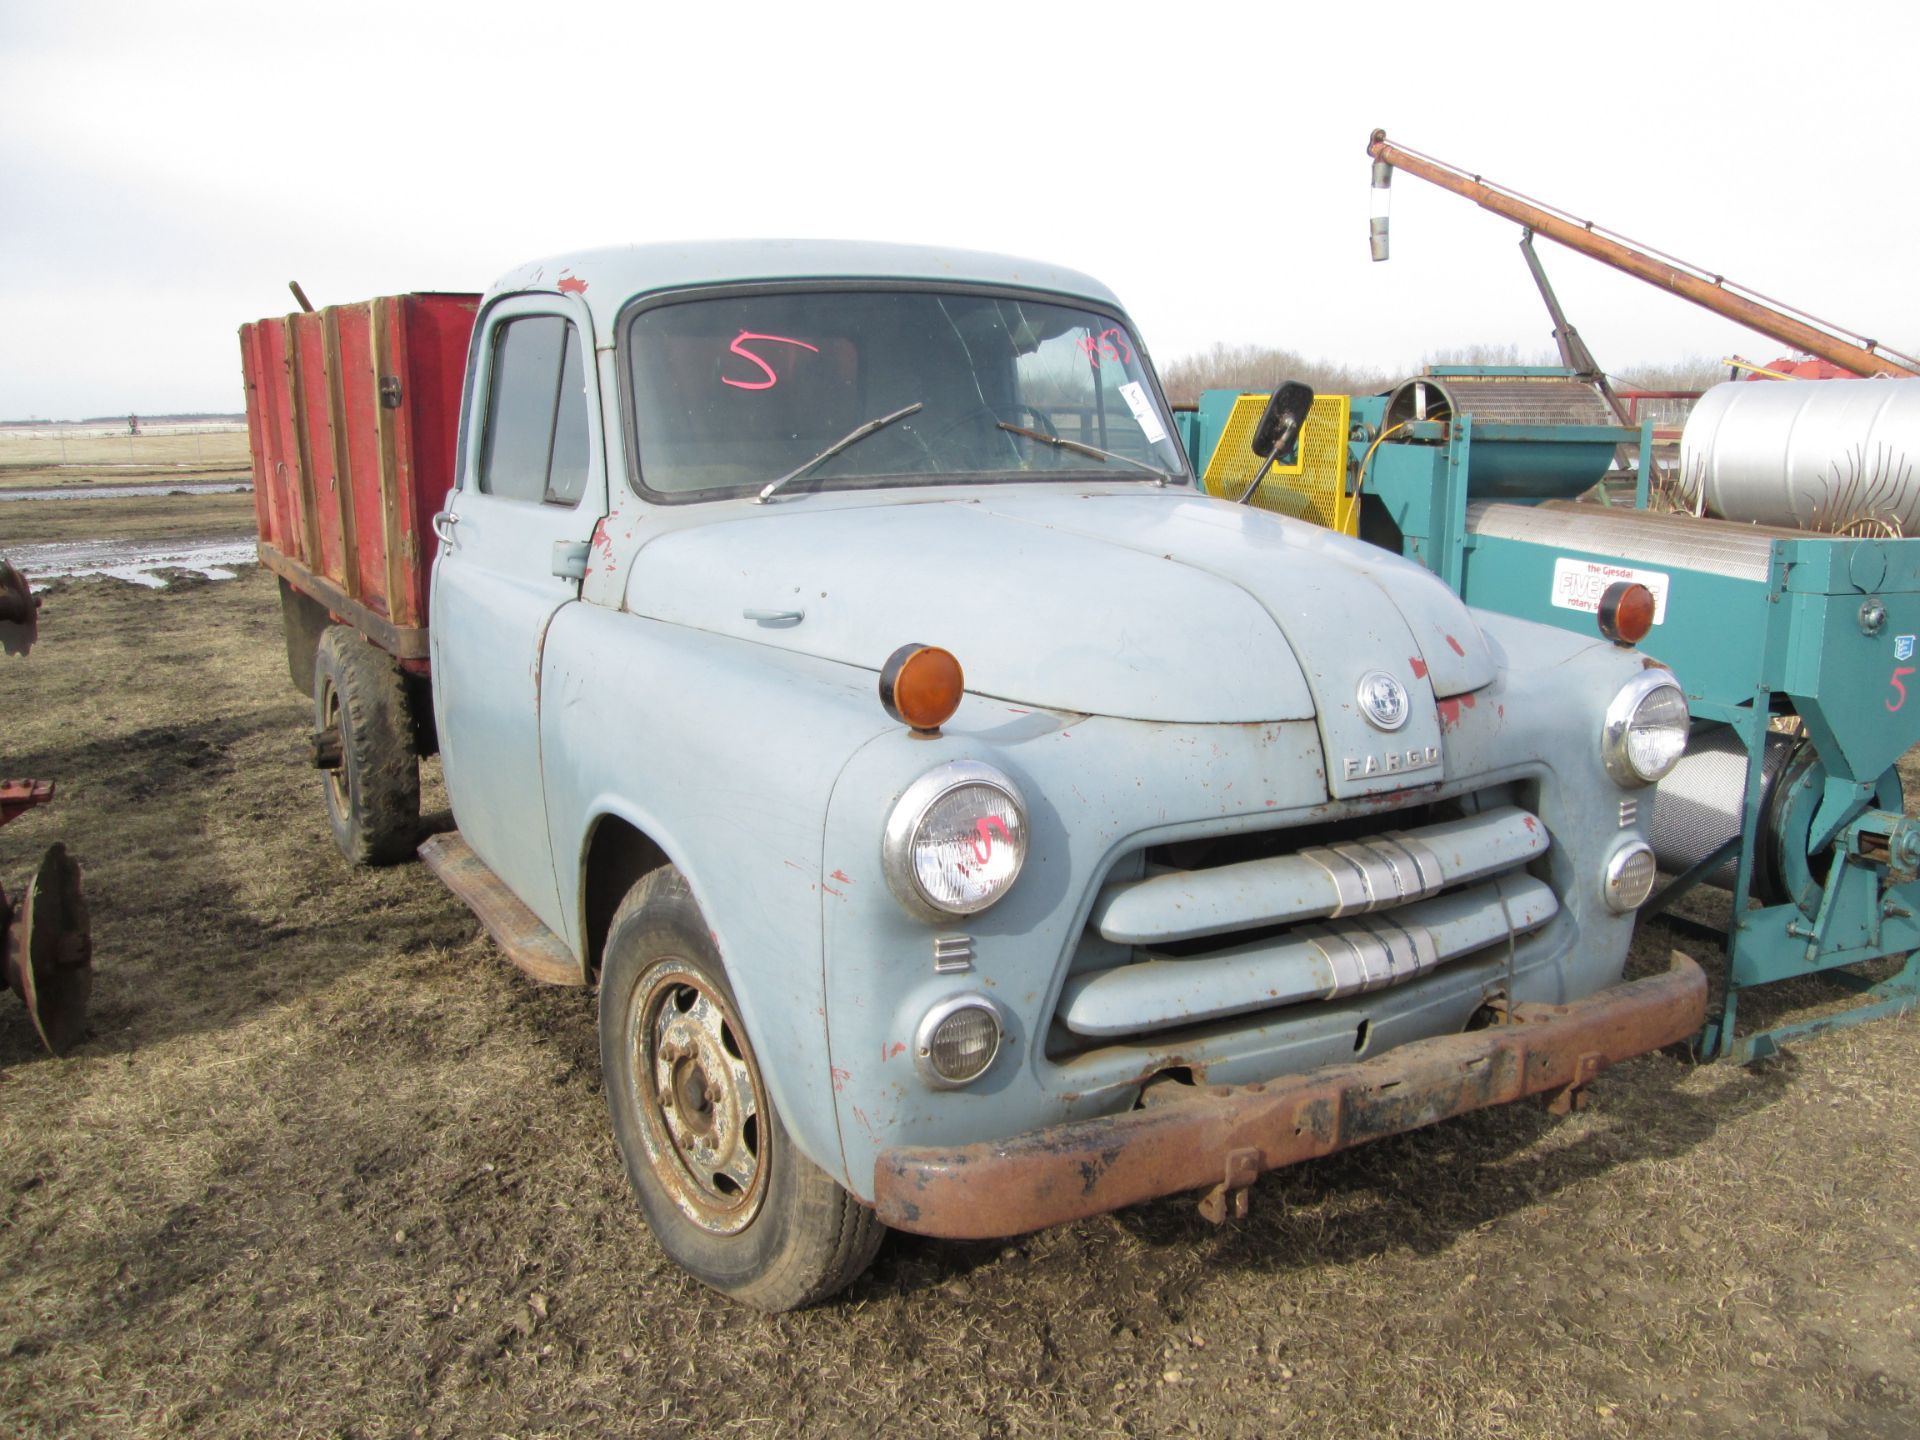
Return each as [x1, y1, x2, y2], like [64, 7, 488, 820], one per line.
[1, 489, 256, 547]
[2, 490, 1917, 1439]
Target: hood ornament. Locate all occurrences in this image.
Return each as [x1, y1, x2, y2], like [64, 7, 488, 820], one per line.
[1356, 670, 1410, 732]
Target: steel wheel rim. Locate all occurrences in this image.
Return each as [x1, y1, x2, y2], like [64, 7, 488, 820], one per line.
[625, 957, 769, 1235]
[321, 681, 350, 814]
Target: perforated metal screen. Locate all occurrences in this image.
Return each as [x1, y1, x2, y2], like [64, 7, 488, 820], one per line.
[1200, 393, 1355, 534]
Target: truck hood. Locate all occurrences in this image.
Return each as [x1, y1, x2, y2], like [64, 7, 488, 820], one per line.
[622, 490, 1493, 796]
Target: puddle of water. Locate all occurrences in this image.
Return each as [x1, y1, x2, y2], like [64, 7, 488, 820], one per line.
[0, 481, 254, 502]
[7, 536, 258, 588]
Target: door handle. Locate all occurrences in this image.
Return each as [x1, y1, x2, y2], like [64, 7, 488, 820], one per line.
[431, 510, 459, 546]
[552, 539, 591, 580]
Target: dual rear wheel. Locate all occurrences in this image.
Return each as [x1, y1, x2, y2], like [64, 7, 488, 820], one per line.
[312, 626, 419, 866]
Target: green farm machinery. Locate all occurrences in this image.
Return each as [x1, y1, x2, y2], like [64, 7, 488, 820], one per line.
[1175, 131, 1920, 1061]
[1180, 372, 1920, 1062]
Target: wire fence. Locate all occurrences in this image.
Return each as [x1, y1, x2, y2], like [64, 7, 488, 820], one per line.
[0, 424, 251, 468]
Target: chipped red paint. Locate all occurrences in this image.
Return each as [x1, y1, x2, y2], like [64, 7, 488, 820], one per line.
[1523, 815, 1539, 832]
[822, 883, 845, 899]
[831, 1066, 851, 1092]
[556, 274, 588, 295]
[1445, 634, 1466, 656]
[1436, 692, 1477, 729]
[1408, 656, 1428, 680]
[884, 1041, 907, 1061]
[830, 869, 852, 884]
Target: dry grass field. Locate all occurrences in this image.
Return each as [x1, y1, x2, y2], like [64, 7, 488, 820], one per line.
[0, 427, 250, 488]
[2, 489, 1917, 1439]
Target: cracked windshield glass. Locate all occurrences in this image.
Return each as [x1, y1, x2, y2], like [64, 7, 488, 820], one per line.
[625, 290, 1188, 499]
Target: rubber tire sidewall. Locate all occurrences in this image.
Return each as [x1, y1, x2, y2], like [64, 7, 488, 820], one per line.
[598, 866, 883, 1311]
[313, 626, 420, 867]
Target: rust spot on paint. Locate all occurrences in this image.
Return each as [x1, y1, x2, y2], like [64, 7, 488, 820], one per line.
[830, 870, 852, 884]
[1409, 656, 1428, 680]
[556, 273, 588, 295]
[1445, 634, 1466, 656]
[1523, 816, 1539, 832]
[884, 1041, 907, 1061]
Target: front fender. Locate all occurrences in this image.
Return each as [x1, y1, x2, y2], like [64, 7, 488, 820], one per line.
[537, 602, 893, 1187]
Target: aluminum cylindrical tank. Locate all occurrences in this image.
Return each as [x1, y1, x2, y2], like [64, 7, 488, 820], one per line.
[1680, 378, 1920, 532]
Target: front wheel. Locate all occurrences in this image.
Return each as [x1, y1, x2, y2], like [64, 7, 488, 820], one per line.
[598, 867, 885, 1311]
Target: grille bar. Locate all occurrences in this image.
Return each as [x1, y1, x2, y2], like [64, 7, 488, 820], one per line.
[1090, 805, 1548, 946]
[1059, 876, 1557, 1038]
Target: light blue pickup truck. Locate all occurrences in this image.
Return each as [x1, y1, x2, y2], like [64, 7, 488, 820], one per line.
[252, 241, 1705, 1310]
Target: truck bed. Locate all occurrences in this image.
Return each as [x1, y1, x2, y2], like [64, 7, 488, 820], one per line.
[238, 293, 478, 662]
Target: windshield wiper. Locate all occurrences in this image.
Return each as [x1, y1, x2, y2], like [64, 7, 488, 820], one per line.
[996, 423, 1170, 483]
[756, 402, 925, 503]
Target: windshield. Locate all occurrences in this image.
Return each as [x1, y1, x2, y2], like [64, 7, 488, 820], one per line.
[623, 288, 1188, 500]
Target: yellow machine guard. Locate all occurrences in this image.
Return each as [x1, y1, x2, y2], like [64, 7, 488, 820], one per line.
[1200, 393, 1355, 534]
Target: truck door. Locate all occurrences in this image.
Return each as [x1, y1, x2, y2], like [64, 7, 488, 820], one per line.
[430, 295, 607, 933]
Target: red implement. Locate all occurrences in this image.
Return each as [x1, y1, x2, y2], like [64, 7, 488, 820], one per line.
[0, 780, 54, 828]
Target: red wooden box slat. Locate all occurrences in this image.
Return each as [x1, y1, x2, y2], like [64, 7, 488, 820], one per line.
[239, 293, 479, 660]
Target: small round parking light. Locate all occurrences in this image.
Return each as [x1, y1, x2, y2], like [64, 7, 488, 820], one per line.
[1598, 581, 1657, 646]
[1603, 841, 1658, 913]
[880, 643, 964, 734]
[915, 995, 1004, 1088]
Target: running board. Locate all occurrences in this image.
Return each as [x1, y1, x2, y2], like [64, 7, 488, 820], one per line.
[418, 830, 583, 986]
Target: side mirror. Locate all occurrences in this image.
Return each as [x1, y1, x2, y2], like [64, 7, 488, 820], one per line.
[1250, 381, 1316, 460]
[1235, 381, 1316, 506]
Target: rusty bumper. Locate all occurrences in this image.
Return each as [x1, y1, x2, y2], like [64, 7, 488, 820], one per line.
[874, 953, 1706, 1239]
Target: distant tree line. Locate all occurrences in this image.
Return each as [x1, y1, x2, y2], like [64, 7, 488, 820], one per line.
[1159, 342, 1732, 406]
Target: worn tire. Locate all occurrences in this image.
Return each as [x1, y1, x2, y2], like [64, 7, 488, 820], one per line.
[598, 866, 885, 1311]
[313, 626, 420, 866]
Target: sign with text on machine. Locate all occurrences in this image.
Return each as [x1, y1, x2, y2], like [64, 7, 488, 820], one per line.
[1550, 557, 1670, 625]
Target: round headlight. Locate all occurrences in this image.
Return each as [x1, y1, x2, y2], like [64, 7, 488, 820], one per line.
[915, 995, 1004, 1087]
[1603, 840, 1658, 912]
[883, 762, 1028, 920]
[1602, 672, 1689, 787]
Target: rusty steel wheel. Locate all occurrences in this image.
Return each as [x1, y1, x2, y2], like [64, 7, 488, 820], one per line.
[599, 866, 886, 1311]
[627, 957, 769, 1235]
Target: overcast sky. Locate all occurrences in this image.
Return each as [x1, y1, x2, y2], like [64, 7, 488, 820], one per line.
[3, 1, 1915, 418]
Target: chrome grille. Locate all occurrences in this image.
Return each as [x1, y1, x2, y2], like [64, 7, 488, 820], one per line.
[1058, 798, 1557, 1044]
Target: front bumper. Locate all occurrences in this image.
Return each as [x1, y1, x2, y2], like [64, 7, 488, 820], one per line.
[874, 952, 1705, 1238]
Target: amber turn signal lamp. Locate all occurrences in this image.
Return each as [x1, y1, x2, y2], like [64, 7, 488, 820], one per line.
[1597, 581, 1656, 646]
[880, 644, 964, 734]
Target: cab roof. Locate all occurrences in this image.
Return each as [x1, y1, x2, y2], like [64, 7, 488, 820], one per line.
[485, 239, 1127, 330]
